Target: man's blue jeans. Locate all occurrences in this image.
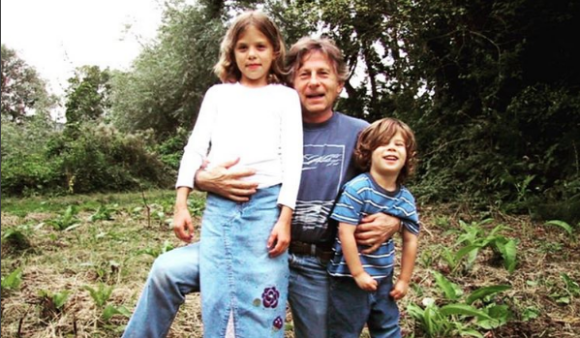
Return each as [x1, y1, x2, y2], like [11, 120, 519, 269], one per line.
[122, 244, 331, 338]
[288, 253, 331, 338]
[121, 243, 201, 338]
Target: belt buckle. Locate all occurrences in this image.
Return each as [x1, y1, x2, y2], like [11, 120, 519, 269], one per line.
[309, 243, 317, 256]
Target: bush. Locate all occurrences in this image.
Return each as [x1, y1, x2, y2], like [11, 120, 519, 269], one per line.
[2, 121, 174, 196]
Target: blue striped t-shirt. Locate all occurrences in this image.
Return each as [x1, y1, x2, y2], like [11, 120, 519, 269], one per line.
[327, 172, 420, 279]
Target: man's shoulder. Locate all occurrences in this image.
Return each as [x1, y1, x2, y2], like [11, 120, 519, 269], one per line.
[335, 112, 370, 130]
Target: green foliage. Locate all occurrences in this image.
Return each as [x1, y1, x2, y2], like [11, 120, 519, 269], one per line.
[88, 204, 119, 222]
[138, 240, 175, 258]
[84, 282, 114, 308]
[410, 272, 513, 336]
[446, 220, 518, 274]
[1, 268, 23, 293]
[110, 1, 225, 139]
[47, 205, 80, 231]
[2, 120, 174, 196]
[38, 289, 71, 319]
[1, 44, 56, 122]
[544, 220, 575, 236]
[64, 65, 112, 132]
[1, 225, 32, 251]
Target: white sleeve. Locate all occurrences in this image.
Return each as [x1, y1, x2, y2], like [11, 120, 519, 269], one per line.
[277, 89, 303, 209]
[175, 86, 218, 189]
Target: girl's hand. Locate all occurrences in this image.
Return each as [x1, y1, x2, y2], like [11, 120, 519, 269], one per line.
[173, 207, 194, 243]
[389, 280, 409, 300]
[354, 272, 378, 291]
[267, 219, 290, 258]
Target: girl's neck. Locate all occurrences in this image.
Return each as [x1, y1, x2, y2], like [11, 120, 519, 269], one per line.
[239, 79, 268, 88]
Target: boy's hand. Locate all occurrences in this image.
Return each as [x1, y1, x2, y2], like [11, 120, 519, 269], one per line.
[173, 207, 194, 243]
[354, 272, 378, 291]
[389, 280, 410, 300]
[267, 220, 290, 258]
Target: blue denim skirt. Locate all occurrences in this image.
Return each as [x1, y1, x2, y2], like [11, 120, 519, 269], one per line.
[200, 185, 289, 337]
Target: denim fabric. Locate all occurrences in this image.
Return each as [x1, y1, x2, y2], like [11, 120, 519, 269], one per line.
[201, 185, 289, 338]
[288, 253, 331, 338]
[122, 243, 201, 338]
[328, 275, 401, 338]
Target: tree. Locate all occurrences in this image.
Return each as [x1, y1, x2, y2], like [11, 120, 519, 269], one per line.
[64, 65, 112, 125]
[110, 0, 225, 140]
[1, 44, 55, 122]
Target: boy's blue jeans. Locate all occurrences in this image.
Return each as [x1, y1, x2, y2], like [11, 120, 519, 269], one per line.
[122, 241, 330, 338]
[328, 274, 401, 338]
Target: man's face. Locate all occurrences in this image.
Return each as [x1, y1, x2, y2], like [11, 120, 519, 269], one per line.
[292, 51, 344, 123]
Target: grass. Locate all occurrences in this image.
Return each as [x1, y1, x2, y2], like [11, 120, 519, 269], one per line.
[1, 190, 579, 337]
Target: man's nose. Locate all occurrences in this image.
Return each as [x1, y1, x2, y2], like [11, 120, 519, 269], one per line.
[308, 73, 320, 86]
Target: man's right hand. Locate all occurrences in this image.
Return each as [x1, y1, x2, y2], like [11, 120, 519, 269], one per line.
[195, 157, 259, 202]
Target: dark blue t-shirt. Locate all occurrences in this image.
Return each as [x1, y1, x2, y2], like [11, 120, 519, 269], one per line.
[291, 112, 369, 244]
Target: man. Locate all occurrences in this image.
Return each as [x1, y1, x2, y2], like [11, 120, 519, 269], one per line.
[122, 37, 400, 338]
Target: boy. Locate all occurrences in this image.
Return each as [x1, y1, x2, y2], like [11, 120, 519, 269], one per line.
[327, 117, 420, 338]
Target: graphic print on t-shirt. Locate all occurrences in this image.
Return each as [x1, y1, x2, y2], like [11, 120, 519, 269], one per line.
[293, 144, 346, 233]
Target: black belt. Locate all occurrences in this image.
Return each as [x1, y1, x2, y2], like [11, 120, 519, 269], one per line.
[289, 241, 334, 261]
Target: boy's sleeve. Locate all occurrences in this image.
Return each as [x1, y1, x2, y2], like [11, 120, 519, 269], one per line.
[398, 189, 420, 235]
[330, 183, 364, 225]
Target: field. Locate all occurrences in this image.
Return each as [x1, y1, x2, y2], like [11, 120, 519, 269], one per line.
[1, 190, 579, 337]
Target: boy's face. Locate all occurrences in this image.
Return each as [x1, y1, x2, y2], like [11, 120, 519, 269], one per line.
[370, 131, 407, 179]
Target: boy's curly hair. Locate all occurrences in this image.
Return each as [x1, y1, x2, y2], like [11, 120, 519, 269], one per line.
[354, 117, 418, 184]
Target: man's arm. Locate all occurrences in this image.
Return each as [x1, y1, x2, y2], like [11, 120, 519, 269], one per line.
[354, 213, 401, 254]
[194, 157, 259, 202]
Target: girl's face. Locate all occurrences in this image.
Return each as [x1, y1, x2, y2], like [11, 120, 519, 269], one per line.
[234, 25, 275, 87]
[370, 131, 407, 180]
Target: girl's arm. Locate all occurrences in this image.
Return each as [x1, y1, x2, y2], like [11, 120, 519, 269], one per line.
[175, 86, 218, 189]
[267, 205, 293, 257]
[277, 89, 303, 209]
[339, 222, 378, 291]
[389, 229, 419, 300]
[173, 186, 194, 242]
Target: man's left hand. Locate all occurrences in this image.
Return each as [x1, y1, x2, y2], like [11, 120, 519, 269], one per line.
[355, 213, 400, 254]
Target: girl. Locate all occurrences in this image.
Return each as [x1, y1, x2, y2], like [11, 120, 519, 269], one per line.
[174, 11, 302, 338]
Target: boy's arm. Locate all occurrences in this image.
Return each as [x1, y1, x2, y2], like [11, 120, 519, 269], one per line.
[339, 222, 378, 291]
[390, 229, 419, 300]
[173, 187, 194, 242]
[267, 205, 293, 257]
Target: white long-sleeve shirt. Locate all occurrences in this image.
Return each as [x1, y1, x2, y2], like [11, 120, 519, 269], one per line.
[176, 82, 303, 209]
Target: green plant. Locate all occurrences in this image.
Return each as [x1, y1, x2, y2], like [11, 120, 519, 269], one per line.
[84, 282, 114, 308]
[1, 268, 23, 294]
[451, 220, 518, 273]
[1, 225, 31, 251]
[38, 289, 71, 319]
[48, 205, 80, 230]
[544, 220, 574, 236]
[416, 271, 513, 335]
[89, 204, 118, 222]
[407, 299, 490, 338]
[138, 240, 175, 258]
